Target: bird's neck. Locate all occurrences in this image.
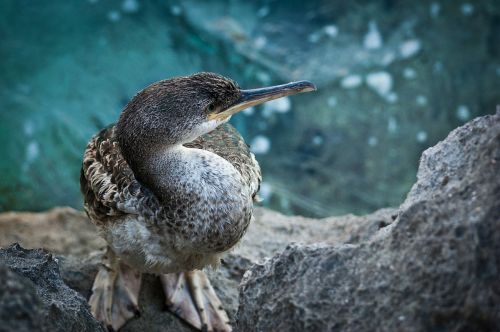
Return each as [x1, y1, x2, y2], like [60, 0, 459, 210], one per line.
[134, 144, 246, 205]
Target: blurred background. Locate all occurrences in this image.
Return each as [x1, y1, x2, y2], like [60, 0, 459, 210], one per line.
[0, 0, 499, 217]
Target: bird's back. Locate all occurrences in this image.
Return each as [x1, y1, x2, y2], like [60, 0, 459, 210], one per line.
[80, 123, 261, 227]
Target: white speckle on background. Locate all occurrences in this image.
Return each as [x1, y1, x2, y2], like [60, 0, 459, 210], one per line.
[416, 95, 428, 106]
[259, 182, 273, 201]
[107, 10, 121, 22]
[312, 135, 324, 146]
[324, 25, 339, 38]
[327, 96, 338, 108]
[341, 75, 362, 89]
[387, 117, 398, 133]
[256, 71, 271, 84]
[24, 121, 34, 136]
[382, 52, 396, 66]
[263, 96, 291, 114]
[122, 0, 139, 13]
[385, 92, 398, 103]
[430, 2, 441, 17]
[242, 107, 255, 116]
[262, 107, 273, 118]
[308, 32, 321, 43]
[456, 105, 471, 121]
[461, 3, 474, 16]
[170, 5, 182, 16]
[433, 61, 443, 73]
[254, 36, 267, 49]
[416, 131, 428, 143]
[21, 140, 40, 172]
[257, 6, 270, 18]
[400, 39, 421, 58]
[368, 136, 378, 146]
[26, 141, 40, 163]
[403, 67, 417, 79]
[250, 135, 271, 154]
[366, 71, 393, 97]
[364, 21, 382, 50]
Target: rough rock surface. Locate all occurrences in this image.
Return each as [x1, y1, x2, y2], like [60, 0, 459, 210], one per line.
[0, 206, 395, 331]
[0, 244, 105, 332]
[0, 263, 45, 332]
[236, 112, 500, 331]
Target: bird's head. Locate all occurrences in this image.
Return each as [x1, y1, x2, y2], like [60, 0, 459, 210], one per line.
[117, 72, 315, 163]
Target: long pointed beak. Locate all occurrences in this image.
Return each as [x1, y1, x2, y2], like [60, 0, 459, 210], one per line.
[209, 80, 316, 121]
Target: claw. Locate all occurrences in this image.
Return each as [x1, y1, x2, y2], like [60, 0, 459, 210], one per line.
[160, 270, 231, 332]
[89, 248, 142, 331]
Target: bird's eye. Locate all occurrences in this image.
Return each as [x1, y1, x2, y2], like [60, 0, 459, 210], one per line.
[207, 104, 216, 112]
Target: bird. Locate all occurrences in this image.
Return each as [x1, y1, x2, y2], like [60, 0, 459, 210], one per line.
[80, 72, 316, 331]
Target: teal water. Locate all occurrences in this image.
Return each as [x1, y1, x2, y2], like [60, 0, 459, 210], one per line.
[1, 0, 499, 217]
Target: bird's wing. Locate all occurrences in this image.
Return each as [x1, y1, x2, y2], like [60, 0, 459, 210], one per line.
[80, 125, 161, 226]
[80, 123, 261, 227]
[186, 123, 262, 201]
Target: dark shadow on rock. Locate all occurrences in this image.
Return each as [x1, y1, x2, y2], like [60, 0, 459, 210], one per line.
[0, 244, 105, 332]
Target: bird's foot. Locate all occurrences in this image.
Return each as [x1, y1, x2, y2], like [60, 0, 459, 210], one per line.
[89, 248, 142, 331]
[160, 270, 231, 332]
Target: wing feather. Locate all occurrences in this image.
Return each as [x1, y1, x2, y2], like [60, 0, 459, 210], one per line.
[80, 123, 261, 227]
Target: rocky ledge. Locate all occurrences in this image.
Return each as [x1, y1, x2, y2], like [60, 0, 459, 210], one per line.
[0, 111, 498, 331]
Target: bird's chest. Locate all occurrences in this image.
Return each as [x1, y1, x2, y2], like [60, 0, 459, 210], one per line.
[106, 148, 253, 271]
[105, 215, 218, 273]
[152, 148, 251, 232]
[158, 162, 252, 252]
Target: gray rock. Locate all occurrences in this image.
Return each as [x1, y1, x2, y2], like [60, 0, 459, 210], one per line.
[0, 263, 45, 332]
[0, 205, 394, 331]
[236, 112, 500, 332]
[0, 244, 105, 332]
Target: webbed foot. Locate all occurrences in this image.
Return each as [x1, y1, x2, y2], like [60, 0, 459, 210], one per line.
[89, 248, 142, 331]
[160, 270, 231, 332]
